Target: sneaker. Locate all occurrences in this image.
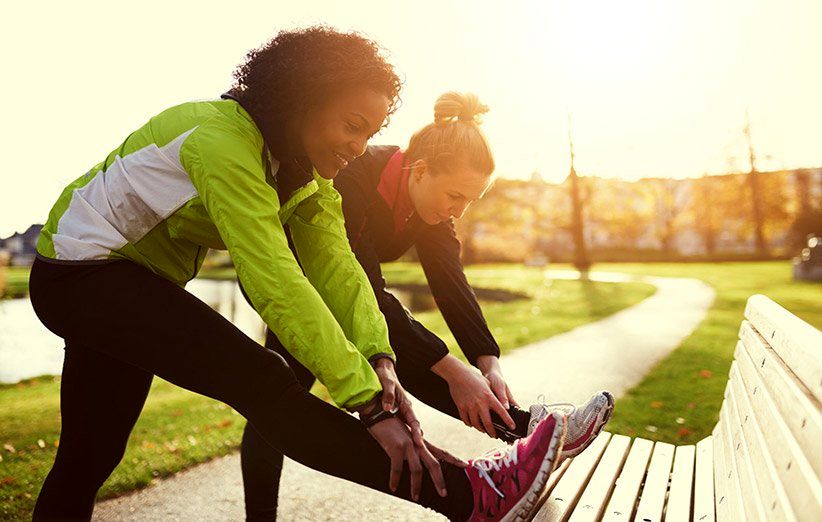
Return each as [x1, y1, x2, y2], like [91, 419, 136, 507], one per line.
[527, 391, 614, 463]
[465, 412, 567, 522]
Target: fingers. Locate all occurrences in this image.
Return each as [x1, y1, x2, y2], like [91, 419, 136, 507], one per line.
[382, 378, 396, 411]
[419, 443, 447, 497]
[489, 377, 510, 410]
[505, 383, 520, 408]
[389, 451, 403, 493]
[490, 396, 517, 431]
[427, 442, 469, 468]
[406, 443, 423, 502]
[479, 407, 498, 439]
[468, 409, 485, 435]
[400, 400, 425, 448]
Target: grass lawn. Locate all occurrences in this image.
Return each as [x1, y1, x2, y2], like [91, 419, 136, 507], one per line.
[1, 267, 31, 299]
[597, 262, 821, 446]
[0, 263, 654, 519]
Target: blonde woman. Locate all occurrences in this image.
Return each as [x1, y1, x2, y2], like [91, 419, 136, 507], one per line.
[241, 92, 614, 520]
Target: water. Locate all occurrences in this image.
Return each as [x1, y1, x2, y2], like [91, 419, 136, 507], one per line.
[0, 279, 265, 384]
[0, 279, 525, 384]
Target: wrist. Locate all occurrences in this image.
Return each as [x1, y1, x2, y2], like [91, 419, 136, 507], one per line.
[370, 356, 395, 371]
[431, 354, 464, 381]
[475, 355, 500, 375]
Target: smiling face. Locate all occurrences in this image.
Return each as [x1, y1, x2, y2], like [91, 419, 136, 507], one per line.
[298, 87, 390, 179]
[407, 162, 492, 225]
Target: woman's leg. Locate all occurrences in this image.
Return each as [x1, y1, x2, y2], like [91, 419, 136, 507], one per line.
[29, 259, 472, 521]
[32, 343, 153, 520]
[240, 329, 316, 521]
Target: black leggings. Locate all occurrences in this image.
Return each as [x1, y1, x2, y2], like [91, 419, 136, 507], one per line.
[28, 259, 473, 521]
[240, 320, 532, 520]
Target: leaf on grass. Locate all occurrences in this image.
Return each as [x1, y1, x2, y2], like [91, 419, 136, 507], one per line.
[677, 427, 693, 438]
[650, 401, 663, 409]
[699, 369, 712, 379]
[170, 409, 184, 417]
[687, 403, 696, 409]
[3, 444, 15, 453]
[217, 419, 232, 429]
[0, 476, 14, 486]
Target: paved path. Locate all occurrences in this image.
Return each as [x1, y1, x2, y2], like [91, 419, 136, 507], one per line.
[92, 271, 714, 521]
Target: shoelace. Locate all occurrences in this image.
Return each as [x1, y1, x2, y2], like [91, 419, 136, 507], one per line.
[531, 395, 576, 431]
[472, 444, 520, 499]
[535, 394, 576, 414]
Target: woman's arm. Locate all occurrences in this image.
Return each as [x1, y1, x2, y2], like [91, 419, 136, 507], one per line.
[414, 221, 501, 366]
[333, 174, 450, 370]
[288, 176, 395, 366]
[180, 117, 381, 410]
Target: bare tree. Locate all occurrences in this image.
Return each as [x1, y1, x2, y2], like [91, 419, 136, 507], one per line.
[744, 112, 769, 256]
[567, 115, 591, 272]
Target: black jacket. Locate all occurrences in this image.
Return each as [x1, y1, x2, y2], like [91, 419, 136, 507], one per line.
[333, 145, 501, 369]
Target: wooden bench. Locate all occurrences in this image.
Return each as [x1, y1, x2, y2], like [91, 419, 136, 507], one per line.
[533, 294, 822, 521]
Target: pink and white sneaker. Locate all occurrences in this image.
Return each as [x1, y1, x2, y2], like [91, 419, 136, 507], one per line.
[465, 412, 567, 522]
[527, 391, 614, 463]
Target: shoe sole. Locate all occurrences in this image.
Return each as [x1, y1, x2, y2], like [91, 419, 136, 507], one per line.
[500, 412, 568, 522]
[558, 391, 615, 463]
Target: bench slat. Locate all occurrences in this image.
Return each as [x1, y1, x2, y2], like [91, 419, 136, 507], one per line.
[535, 431, 611, 521]
[569, 434, 631, 522]
[735, 338, 822, 520]
[719, 402, 746, 522]
[711, 427, 731, 522]
[725, 378, 768, 521]
[603, 438, 654, 522]
[633, 441, 674, 522]
[744, 294, 822, 403]
[739, 321, 822, 478]
[729, 360, 796, 521]
[694, 437, 715, 522]
[665, 445, 695, 522]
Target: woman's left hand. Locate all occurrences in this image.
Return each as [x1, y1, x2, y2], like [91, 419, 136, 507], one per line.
[372, 358, 424, 447]
[476, 355, 519, 410]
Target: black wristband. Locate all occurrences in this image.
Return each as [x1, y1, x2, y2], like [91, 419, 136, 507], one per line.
[359, 391, 399, 428]
[360, 407, 397, 428]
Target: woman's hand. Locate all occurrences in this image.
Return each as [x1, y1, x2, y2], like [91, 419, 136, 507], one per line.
[476, 355, 519, 411]
[432, 354, 515, 438]
[371, 358, 424, 446]
[364, 410, 456, 500]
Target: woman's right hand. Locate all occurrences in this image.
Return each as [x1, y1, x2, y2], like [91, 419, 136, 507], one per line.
[431, 354, 515, 438]
[366, 416, 448, 500]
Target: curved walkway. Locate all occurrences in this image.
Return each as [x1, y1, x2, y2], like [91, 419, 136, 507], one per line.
[93, 271, 715, 521]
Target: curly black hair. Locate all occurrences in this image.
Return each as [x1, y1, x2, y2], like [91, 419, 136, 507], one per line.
[230, 26, 402, 152]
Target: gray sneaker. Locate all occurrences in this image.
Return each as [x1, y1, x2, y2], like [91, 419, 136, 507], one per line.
[527, 391, 614, 463]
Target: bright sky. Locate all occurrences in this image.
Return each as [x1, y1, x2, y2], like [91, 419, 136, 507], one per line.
[1, 0, 820, 236]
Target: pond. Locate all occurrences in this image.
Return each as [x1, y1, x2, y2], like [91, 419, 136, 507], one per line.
[0, 280, 526, 384]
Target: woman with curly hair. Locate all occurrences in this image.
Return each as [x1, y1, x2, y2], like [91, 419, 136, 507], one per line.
[241, 91, 615, 520]
[29, 28, 568, 522]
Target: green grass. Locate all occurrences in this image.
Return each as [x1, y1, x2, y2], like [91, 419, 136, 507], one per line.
[597, 262, 821, 445]
[0, 263, 653, 520]
[1, 267, 30, 298]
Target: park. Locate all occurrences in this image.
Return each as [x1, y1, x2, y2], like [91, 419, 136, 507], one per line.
[1, 1, 820, 521]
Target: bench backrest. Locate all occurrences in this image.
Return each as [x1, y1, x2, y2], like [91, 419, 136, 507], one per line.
[713, 294, 822, 521]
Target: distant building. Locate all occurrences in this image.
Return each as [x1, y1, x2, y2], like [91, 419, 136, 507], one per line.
[0, 225, 43, 266]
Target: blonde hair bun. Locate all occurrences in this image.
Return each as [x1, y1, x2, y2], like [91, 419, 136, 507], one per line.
[433, 91, 489, 126]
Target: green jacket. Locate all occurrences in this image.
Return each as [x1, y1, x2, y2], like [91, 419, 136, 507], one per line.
[37, 99, 393, 408]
